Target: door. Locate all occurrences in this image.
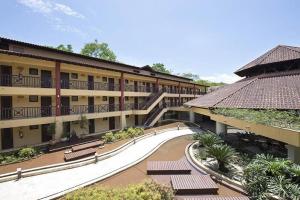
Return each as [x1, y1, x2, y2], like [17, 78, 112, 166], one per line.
[60, 72, 69, 89]
[152, 83, 156, 92]
[108, 78, 114, 91]
[1, 96, 12, 120]
[146, 83, 150, 92]
[88, 75, 94, 90]
[134, 97, 138, 109]
[0, 65, 12, 86]
[108, 97, 115, 111]
[41, 124, 52, 142]
[88, 97, 94, 113]
[88, 119, 95, 134]
[63, 122, 71, 137]
[135, 115, 139, 126]
[134, 81, 138, 92]
[1, 128, 13, 149]
[170, 98, 174, 107]
[41, 70, 52, 88]
[41, 96, 52, 117]
[109, 117, 115, 130]
[61, 97, 70, 115]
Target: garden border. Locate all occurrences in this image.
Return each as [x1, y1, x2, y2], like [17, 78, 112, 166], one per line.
[0, 126, 196, 183]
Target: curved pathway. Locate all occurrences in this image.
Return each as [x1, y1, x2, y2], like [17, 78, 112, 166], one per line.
[0, 128, 194, 200]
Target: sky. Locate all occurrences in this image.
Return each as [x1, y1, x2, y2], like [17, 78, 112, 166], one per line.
[1, 0, 300, 83]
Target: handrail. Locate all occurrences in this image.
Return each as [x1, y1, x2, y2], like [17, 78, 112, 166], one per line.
[0, 74, 55, 88]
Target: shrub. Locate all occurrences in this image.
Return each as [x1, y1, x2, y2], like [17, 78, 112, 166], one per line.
[192, 133, 202, 140]
[18, 147, 37, 159]
[126, 127, 139, 138]
[103, 132, 115, 143]
[198, 133, 222, 147]
[64, 181, 174, 200]
[206, 144, 237, 172]
[114, 131, 127, 140]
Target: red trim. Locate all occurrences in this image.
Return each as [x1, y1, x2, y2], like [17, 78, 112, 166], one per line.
[55, 62, 61, 116]
[120, 73, 124, 111]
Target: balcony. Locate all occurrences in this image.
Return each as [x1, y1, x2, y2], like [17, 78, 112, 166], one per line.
[0, 106, 56, 120]
[124, 84, 157, 93]
[61, 80, 120, 91]
[60, 104, 120, 116]
[0, 75, 55, 88]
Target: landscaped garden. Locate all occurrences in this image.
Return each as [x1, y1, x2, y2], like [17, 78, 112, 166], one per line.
[0, 147, 41, 165]
[62, 181, 174, 200]
[212, 108, 300, 131]
[192, 132, 300, 200]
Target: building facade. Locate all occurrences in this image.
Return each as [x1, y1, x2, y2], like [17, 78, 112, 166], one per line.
[0, 38, 207, 151]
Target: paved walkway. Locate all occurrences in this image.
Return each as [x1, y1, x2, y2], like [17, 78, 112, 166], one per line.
[0, 129, 194, 200]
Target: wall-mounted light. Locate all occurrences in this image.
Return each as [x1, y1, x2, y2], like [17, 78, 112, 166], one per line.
[18, 128, 24, 139]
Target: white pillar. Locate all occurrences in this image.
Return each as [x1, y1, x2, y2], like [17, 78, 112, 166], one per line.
[54, 119, 63, 141]
[216, 122, 227, 135]
[286, 145, 300, 164]
[189, 111, 195, 123]
[120, 112, 127, 129]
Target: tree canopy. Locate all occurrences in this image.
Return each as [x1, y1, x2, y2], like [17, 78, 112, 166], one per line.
[151, 63, 172, 74]
[180, 72, 225, 86]
[80, 40, 116, 61]
[56, 44, 73, 53]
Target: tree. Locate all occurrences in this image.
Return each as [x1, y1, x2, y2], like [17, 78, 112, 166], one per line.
[56, 44, 73, 52]
[81, 40, 116, 61]
[151, 63, 172, 74]
[179, 72, 225, 86]
[206, 144, 237, 172]
[198, 133, 222, 147]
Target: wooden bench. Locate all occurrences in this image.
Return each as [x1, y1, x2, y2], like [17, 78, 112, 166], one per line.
[147, 160, 191, 175]
[171, 175, 219, 195]
[71, 140, 104, 152]
[64, 148, 96, 161]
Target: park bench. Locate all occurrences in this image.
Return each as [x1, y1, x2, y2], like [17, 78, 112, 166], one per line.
[71, 140, 104, 152]
[147, 160, 191, 175]
[64, 148, 96, 161]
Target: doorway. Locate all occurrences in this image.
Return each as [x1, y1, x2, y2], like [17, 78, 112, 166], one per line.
[109, 117, 115, 130]
[41, 124, 52, 142]
[88, 97, 94, 113]
[89, 119, 95, 134]
[88, 75, 94, 90]
[108, 97, 115, 111]
[134, 81, 138, 92]
[41, 70, 52, 88]
[61, 96, 70, 115]
[135, 115, 139, 126]
[1, 128, 13, 149]
[146, 82, 150, 92]
[108, 78, 114, 91]
[61, 72, 69, 89]
[134, 97, 139, 109]
[1, 96, 12, 120]
[41, 96, 52, 117]
[0, 65, 12, 86]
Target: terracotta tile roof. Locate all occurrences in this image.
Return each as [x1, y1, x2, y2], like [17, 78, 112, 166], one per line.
[235, 45, 300, 76]
[185, 70, 300, 110]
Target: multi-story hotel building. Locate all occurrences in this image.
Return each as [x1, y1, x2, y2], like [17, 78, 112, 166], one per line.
[0, 37, 207, 150]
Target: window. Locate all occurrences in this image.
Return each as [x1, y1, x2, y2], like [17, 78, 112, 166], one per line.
[29, 68, 38, 75]
[126, 115, 129, 118]
[102, 77, 107, 82]
[29, 95, 38, 102]
[102, 96, 107, 101]
[125, 79, 129, 84]
[103, 117, 108, 121]
[125, 97, 129, 101]
[71, 73, 78, 79]
[30, 125, 39, 130]
[142, 82, 145, 85]
[71, 96, 78, 101]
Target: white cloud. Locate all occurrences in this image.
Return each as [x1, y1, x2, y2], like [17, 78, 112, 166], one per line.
[18, 0, 84, 18]
[200, 73, 242, 84]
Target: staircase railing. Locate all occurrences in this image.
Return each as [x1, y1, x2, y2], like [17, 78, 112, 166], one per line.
[139, 90, 164, 110]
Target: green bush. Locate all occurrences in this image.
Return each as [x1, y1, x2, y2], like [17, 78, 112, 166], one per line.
[64, 181, 174, 200]
[126, 127, 139, 138]
[114, 131, 127, 140]
[18, 147, 37, 159]
[192, 133, 202, 140]
[244, 154, 300, 199]
[206, 144, 237, 172]
[198, 133, 222, 147]
[103, 132, 115, 143]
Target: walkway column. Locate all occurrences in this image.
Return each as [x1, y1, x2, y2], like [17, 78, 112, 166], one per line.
[55, 61, 61, 116]
[216, 122, 227, 135]
[189, 111, 195, 123]
[286, 145, 300, 164]
[120, 73, 127, 129]
[54, 61, 62, 142]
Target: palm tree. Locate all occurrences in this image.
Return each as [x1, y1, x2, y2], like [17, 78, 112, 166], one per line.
[198, 133, 222, 147]
[206, 144, 237, 172]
